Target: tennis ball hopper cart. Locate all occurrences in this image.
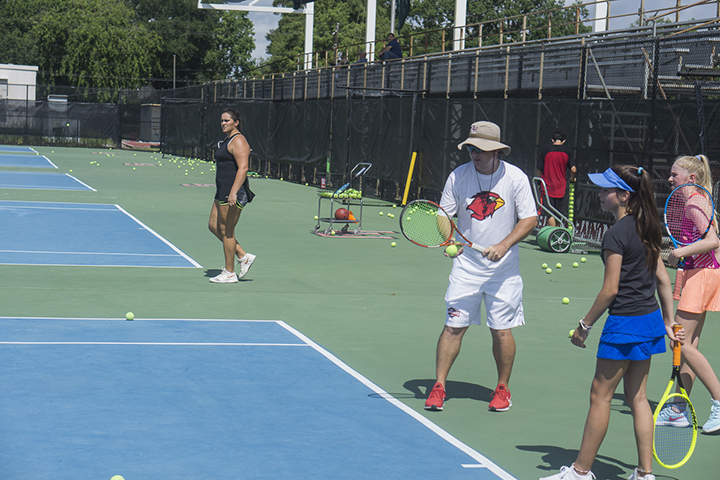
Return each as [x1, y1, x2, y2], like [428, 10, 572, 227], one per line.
[532, 177, 599, 254]
[314, 162, 373, 235]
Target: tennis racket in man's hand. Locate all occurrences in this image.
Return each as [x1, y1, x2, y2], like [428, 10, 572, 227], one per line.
[664, 182, 715, 268]
[653, 325, 697, 469]
[399, 200, 485, 254]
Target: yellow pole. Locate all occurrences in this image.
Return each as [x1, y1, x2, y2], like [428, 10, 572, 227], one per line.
[402, 152, 417, 205]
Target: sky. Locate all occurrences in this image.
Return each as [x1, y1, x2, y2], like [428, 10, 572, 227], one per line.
[243, 1, 718, 60]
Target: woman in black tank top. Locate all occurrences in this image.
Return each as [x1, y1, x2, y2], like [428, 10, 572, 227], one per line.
[207, 108, 256, 283]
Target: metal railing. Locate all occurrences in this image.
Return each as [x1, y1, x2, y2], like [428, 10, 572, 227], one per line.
[248, 0, 720, 75]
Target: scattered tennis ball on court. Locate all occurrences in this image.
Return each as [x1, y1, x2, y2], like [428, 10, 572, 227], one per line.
[391, 242, 397, 247]
[546, 267, 552, 274]
[126, 312, 134, 321]
[573, 262, 579, 268]
[541, 263, 548, 269]
[556, 263, 562, 269]
[445, 245, 458, 257]
[581, 257, 587, 263]
[562, 297, 570, 304]
[111, 476, 125, 480]
[379, 212, 383, 216]
[314, 215, 318, 220]
[569, 329, 575, 338]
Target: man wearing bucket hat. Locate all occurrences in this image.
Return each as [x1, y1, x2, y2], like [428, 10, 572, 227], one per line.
[424, 121, 537, 413]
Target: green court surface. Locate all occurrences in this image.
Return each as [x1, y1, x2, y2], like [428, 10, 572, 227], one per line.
[1, 146, 717, 480]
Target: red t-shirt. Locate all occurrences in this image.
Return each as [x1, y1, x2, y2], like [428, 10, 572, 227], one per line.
[537, 144, 574, 198]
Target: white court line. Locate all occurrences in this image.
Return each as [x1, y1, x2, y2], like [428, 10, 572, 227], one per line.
[0, 201, 116, 211]
[114, 204, 203, 268]
[0, 317, 280, 322]
[277, 320, 519, 480]
[0, 250, 184, 257]
[64, 173, 97, 191]
[0, 342, 308, 346]
[42, 156, 59, 169]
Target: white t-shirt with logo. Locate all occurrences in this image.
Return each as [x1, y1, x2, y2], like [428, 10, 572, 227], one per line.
[440, 160, 537, 281]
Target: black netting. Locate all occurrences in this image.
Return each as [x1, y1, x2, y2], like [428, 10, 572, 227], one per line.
[0, 99, 117, 147]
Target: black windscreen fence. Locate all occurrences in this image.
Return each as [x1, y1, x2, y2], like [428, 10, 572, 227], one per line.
[161, 94, 720, 223]
[0, 99, 117, 147]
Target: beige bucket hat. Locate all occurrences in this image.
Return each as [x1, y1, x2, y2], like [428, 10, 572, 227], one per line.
[457, 121, 511, 155]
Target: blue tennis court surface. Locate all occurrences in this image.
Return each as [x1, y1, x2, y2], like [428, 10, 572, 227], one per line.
[0, 201, 201, 268]
[0, 171, 96, 191]
[0, 153, 57, 168]
[0, 317, 516, 480]
[0, 145, 37, 154]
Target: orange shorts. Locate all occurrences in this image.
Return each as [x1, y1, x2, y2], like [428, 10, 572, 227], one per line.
[677, 268, 720, 314]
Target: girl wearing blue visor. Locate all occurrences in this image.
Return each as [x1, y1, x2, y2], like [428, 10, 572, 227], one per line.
[541, 166, 682, 480]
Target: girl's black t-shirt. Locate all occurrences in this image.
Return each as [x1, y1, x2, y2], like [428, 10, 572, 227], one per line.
[601, 214, 660, 316]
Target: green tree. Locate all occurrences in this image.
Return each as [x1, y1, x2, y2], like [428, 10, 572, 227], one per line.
[129, 0, 256, 86]
[0, 0, 161, 96]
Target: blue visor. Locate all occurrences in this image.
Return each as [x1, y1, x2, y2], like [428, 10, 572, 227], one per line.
[588, 168, 634, 192]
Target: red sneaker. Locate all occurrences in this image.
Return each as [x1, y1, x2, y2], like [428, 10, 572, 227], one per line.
[488, 384, 512, 412]
[424, 383, 446, 411]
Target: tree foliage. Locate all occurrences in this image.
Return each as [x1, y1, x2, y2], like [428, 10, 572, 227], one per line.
[0, 0, 256, 94]
[129, 0, 256, 87]
[263, 0, 591, 73]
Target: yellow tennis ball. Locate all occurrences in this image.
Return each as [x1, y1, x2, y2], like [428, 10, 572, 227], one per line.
[556, 263, 562, 269]
[111, 476, 125, 480]
[569, 329, 575, 338]
[562, 297, 570, 304]
[391, 242, 397, 247]
[573, 262, 579, 268]
[546, 268, 552, 274]
[541, 263, 548, 269]
[445, 245, 458, 257]
[581, 257, 587, 263]
[126, 312, 134, 321]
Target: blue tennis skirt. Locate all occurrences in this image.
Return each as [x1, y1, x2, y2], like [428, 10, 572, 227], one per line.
[597, 309, 667, 361]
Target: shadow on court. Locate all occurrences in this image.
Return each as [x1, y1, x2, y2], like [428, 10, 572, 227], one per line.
[515, 445, 669, 480]
[404, 379, 495, 405]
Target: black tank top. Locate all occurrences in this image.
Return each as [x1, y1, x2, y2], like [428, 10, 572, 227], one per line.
[215, 133, 241, 179]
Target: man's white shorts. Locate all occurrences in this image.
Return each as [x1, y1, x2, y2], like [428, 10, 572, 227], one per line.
[444, 273, 525, 329]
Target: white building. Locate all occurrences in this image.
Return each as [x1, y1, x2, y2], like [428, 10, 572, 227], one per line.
[0, 64, 38, 101]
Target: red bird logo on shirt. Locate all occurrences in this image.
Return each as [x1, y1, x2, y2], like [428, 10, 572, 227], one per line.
[467, 192, 505, 221]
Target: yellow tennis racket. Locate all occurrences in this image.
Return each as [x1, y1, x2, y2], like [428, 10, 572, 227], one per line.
[652, 325, 697, 468]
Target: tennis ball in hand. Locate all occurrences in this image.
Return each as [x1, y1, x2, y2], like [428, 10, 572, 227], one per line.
[562, 297, 570, 304]
[541, 263, 548, 269]
[126, 312, 134, 321]
[445, 245, 458, 257]
[569, 329, 575, 338]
